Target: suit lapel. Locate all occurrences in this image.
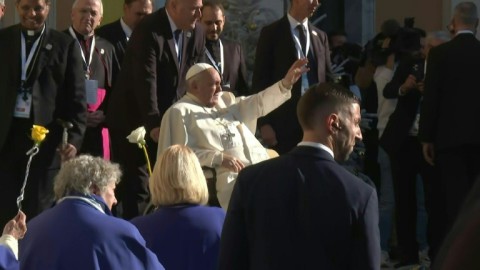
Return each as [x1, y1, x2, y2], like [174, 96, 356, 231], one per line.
[28, 27, 52, 85]
[11, 26, 22, 90]
[308, 23, 324, 81]
[281, 16, 298, 61]
[308, 23, 321, 55]
[180, 30, 191, 69]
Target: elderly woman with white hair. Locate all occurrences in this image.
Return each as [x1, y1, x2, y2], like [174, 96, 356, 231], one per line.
[19, 155, 164, 270]
[131, 145, 225, 270]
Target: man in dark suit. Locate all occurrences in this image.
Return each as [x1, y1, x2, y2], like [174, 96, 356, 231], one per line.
[106, 0, 205, 218]
[419, 2, 480, 231]
[219, 82, 380, 270]
[200, 1, 249, 96]
[252, 0, 330, 154]
[66, 0, 119, 159]
[0, 0, 86, 226]
[380, 30, 450, 266]
[96, 0, 153, 82]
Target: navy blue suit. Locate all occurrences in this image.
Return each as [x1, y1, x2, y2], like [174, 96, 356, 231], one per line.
[219, 146, 380, 270]
[131, 205, 225, 270]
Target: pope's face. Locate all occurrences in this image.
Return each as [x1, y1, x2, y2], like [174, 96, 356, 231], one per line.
[16, 0, 50, 31]
[194, 68, 222, 107]
[71, 0, 102, 36]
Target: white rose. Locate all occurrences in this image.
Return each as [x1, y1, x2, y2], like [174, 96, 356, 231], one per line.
[126, 126, 146, 148]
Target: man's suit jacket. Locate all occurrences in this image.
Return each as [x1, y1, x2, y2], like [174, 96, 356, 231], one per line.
[205, 38, 250, 96]
[219, 146, 380, 270]
[252, 16, 330, 154]
[0, 25, 86, 164]
[107, 8, 205, 135]
[380, 56, 423, 155]
[419, 33, 480, 149]
[96, 19, 127, 83]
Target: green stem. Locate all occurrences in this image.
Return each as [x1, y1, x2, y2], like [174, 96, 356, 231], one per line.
[142, 144, 152, 176]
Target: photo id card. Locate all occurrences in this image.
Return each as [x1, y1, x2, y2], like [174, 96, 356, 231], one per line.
[85, 79, 98, 105]
[13, 92, 32, 118]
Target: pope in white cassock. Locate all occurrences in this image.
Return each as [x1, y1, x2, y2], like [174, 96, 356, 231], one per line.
[158, 59, 309, 209]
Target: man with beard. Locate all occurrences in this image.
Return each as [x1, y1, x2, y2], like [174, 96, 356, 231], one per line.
[219, 82, 380, 270]
[0, 0, 86, 225]
[200, 1, 249, 96]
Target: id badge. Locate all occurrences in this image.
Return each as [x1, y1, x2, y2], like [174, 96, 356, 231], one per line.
[85, 79, 98, 105]
[13, 92, 32, 118]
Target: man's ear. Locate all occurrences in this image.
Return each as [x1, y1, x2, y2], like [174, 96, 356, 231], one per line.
[326, 113, 340, 134]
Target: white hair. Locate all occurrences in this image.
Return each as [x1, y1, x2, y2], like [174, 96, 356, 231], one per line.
[53, 155, 121, 200]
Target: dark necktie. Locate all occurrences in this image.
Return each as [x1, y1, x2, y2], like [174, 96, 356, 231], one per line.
[174, 29, 182, 62]
[296, 25, 307, 56]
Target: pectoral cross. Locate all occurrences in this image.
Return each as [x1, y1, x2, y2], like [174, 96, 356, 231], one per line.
[221, 125, 236, 149]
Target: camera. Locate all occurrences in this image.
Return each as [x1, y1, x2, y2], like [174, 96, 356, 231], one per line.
[368, 18, 424, 66]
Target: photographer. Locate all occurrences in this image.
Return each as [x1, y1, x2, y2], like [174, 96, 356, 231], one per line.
[380, 30, 450, 267]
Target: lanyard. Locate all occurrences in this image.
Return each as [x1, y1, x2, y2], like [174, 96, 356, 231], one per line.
[292, 24, 310, 59]
[205, 40, 224, 75]
[20, 26, 45, 82]
[68, 27, 96, 74]
[58, 196, 106, 214]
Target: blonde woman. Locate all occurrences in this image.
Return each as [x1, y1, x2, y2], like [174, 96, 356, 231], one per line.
[131, 145, 225, 270]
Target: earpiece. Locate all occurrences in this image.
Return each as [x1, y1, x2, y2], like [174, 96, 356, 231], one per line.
[333, 123, 341, 130]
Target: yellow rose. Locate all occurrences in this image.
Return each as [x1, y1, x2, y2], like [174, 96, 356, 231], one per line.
[31, 125, 49, 145]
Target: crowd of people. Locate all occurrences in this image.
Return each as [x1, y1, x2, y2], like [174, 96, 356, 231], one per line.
[1, 0, 480, 269]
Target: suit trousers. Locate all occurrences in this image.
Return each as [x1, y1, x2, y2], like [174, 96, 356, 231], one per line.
[389, 136, 436, 262]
